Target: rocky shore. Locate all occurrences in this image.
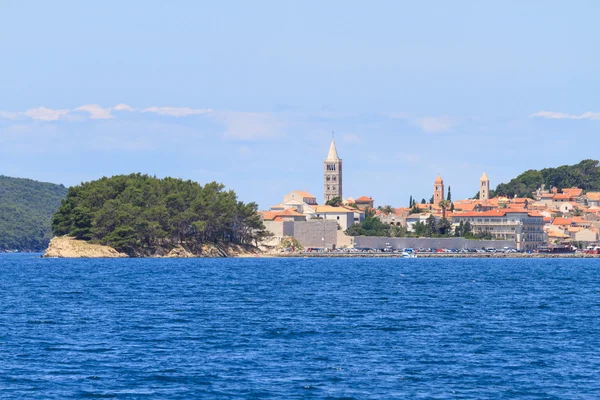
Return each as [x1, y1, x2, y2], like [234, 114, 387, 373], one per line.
[43, 236, 261, 258]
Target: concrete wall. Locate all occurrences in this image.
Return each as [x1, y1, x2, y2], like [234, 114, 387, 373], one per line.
[354, 236, 516, 250]
[264, 220, 339, 249]
[292, 220, 338, 248]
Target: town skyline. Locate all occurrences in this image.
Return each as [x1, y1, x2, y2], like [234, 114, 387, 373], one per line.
[2, 1, 600, 209]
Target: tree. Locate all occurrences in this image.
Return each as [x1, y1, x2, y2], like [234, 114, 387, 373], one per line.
[447, 186, 452, 202]
[429, 196, 434, 204]
[51, 174, 267, 255]
[413, 221, 427, 236]
[463, 221, 473, 237]
[381, 205, 394, 215]
[425, 214, 437, 236]
[326, 196, 342, 207]
[437, 218, 453, 236]
[438, 199, 451, 219]
[409, 204, 421, 214]
[421, 198, 426, 204]
[409, 195, 413, 207]
[455, 221, 464, 237]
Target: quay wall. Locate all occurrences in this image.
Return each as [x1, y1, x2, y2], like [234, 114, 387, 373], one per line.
[354, 236, 515, 250]
[264, 220, 338, 249]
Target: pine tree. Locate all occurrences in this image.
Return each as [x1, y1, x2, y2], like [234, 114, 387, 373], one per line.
[447, 186, 452, 202]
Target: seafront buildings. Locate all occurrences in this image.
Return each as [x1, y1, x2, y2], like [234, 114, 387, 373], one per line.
[259, 138, 600, 250]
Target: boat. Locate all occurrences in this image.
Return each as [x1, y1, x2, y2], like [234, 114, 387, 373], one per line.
[402, 251, 417, 258]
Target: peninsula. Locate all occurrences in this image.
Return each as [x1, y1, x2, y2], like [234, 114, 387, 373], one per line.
[47, 174, 269, 257]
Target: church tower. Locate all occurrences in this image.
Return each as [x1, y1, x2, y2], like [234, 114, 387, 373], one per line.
[433, 175, 444, 205]
[480, 172, 490, 202]
[324, 138, 342, 203]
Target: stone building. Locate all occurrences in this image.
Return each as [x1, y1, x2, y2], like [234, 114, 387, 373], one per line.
[433, 175, 444, 205]
[324, 139, 342, 203]
[480, 172, 490, 202]
[451, 209, 546, 250]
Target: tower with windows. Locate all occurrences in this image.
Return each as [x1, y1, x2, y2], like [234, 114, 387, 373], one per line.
[434, 175, 444, 205]
[324, 139, 342, 203]
[480, 172, 490, 202]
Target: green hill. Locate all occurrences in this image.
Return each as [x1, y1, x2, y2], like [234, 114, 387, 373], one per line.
[0, 176, 68, 252]
[494, 159, 600, 198]
[51, 174, 268, 256]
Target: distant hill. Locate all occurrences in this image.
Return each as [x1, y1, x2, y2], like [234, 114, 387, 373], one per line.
[494, 159, 600, 199]
[0, 176, 67, 251]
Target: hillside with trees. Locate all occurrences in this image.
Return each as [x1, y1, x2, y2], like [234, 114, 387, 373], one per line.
[0, 176, 68, 252]
[51, 174, 269, 256]
[494, 159, 600, 198]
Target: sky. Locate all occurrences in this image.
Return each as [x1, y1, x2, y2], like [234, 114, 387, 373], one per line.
[1, 1, 599, 209]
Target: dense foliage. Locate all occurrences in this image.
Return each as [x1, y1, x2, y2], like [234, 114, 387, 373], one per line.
[345, 216, 406, 237]
[346, 215, 491, 239]
[0, 176, 67, 251]
[52, 174, 268, 255]
[495, 159, 600, 198]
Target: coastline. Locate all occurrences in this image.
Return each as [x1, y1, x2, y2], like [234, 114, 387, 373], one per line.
[249, 252, 600, 259]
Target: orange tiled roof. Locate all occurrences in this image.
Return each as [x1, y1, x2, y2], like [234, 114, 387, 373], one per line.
[355, 196, 373, 203]
[511, 198, 529, 203]
[563, 188, 583, 197]
[455, 203, 479, 211]
[553, 194, 570, 200]
[293, 190, 316, 198]
[586, 192, 600, 201]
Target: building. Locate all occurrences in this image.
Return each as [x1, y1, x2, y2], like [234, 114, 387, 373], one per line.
[271, 190, 318, 214]
[283, 190, 317, 206]
[433, 175, 444, 206]
[354, 196, 374, 210]
[324, 138, 343, 203]
[310, 205, 355, 231]
[480, 172, 490, 202]
[451, 209, 546, 250]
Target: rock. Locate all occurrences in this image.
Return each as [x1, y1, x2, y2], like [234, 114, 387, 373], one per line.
[43, 236, 128, 258]
[165, 246, 195, 258]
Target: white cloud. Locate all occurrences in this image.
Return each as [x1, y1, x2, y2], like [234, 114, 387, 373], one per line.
[530, 111, 600, 120]
[413, 116, 455, 133]
[215, 111, 285, 140]
[113, 103, 137, 112]
[141, 106, 213, 117]
[22, 107, 70, 121]
[75, 104, 114, 119]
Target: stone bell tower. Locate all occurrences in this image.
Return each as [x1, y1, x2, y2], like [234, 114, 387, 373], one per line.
[480, 172, 490, 202]
[433, 175, 444, 205]
[324, 138, 342, 203]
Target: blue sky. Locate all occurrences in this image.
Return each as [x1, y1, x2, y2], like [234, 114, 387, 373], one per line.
[1, 1, 599, 208]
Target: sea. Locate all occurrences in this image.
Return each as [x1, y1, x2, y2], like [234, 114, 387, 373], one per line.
[1, 254, 600, 399]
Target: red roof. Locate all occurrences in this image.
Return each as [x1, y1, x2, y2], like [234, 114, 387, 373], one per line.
[355, 196, 373, 203]
[562, 188, 583, 197]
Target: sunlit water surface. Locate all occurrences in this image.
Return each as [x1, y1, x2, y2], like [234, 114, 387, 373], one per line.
[1, 254, 600, 399]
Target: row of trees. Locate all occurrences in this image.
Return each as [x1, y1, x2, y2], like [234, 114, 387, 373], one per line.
[346, 213, 491, 239]
[52, 174, 269, 254]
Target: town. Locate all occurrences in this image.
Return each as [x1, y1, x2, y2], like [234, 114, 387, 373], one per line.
[259, 139, 600, 254]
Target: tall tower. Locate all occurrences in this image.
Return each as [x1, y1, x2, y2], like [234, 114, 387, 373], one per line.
[324, 138, 343, 203]
[480, 172, 490, 202]
[433, 175, 444, 205]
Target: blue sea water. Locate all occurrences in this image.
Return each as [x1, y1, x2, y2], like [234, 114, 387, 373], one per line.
[1, 254, 600, 399]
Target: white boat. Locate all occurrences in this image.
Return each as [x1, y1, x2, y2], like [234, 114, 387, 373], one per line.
[402, 252, 417, 258]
